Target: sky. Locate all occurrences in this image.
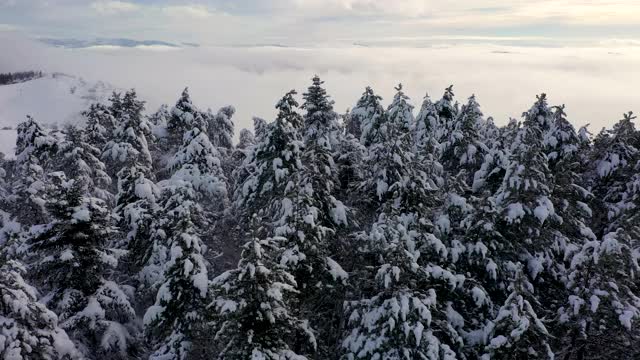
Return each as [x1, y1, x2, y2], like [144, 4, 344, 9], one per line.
[0, 1, 639, 137]
[2, 0, 640, 46]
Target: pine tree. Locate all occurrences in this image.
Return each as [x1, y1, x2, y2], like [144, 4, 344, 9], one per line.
[483, 266, 554, 359]
[83, 103, 116, 151]
[587, 112, 639, 237]
[233, 90, 304, 226]
[143, 182, 210, 360]
[10, 116, 57, 225]
[495, 94, 558, 282]
[472, 119, 518, 195]
[209, 235, 315, 359]
[415, 92, 442, 158]
[102, 89, 152, 180]
[58, 125, 113, 204]
[28, 173, 137, 359]
[206, 105, 235, 150]
[343, 85, 479, 359]
[0, 258, 81, 360]
[434, 85, 459, 143]
[113, 165, 158, 273]
[352, 87, 385, 147]
[560, 230, 640, 359]
[166, 88, 199, 155]
[168, 108, 228, 210]
[440, 95, 488, 186]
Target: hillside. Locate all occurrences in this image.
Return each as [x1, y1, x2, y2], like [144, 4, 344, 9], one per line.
[0, 73, 117, 157]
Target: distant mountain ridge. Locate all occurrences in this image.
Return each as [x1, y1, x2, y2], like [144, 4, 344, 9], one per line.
[39, 38, 185, 49]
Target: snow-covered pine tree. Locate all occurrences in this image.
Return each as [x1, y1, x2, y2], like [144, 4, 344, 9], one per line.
[102, 89, 152, 181]
[495, 94, 558, 283]
[228, 128, 256, 188]
[351, 87, 385, 147]
[168, 106, 227, 210]
[434, 85, 459, 143]
[0, 257, 81, 360]
[143, 181, 210, 360]
[334, 132, 366, 194]
[253, 116, 270, 144]
[587, 112, 639, 238]
[105, 89, 158, 277]
[166, 88, 199, 156]
[206, 105, 235, 150]
[415, 92, 442, 158]
[9, 116, 57, 225]
[483, 265, 554, 360]
[58, 125, 113, 204]
[357, 84, 432, 209]
[209, 234, 315, 359]
[113, 165, 158, 274]
[343, 85, 479, 359]
[440, 95, 488, 186]
[28, 173, 137, 359]
[233, 90, 303, 228]
[83, 103, 116, 151]
[559, 229, 640, 359]
[472, 118, 518, 195]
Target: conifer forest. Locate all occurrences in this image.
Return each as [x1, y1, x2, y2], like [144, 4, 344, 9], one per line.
[2, 75, 640, 360]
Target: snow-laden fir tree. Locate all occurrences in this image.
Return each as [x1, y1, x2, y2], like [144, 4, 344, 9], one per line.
[58, 125, 113, 204]
[28, 173, 137, 359]
[83, 103, 116, 151]
[233, 90, 303, 227]
[482, 265, 554, 360]
[587, 112, 639, 237]
[472, 118, 518, 195]
[113, 165, 159, 275]
[166, 88, 199, 155]
[206, 105, 235, 150]
[209, 234, 315, 359]
[143, 181, 210, 360]
[0, 257, 81, 360]
[167, 105, 227, 210]
[351, 87, 385, 147]
[102, 89, 152, 181]
[440, 95, 488, 186]
[559, 229, 640, 359]
[414, 92, 442, 158]
[434, 85, 459, 143]
[105, 89, 158, 277]
[9, 116, 57, 225]
[343, 85, 478, 359]
[495, 94, 558, 283]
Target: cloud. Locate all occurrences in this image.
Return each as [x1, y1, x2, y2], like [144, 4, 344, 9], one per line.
[1, 32, 639, 141]
[0, 23, 16, 31]
[90, 1, 139, 15]
[162, 5, 216, 19]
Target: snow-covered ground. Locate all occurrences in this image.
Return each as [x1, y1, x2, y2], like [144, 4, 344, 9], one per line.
[0, 73, 117, 157]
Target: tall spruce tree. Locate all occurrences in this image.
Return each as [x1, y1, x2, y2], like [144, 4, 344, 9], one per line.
[352, 87, 385, 147]
[28, 173, 137, 359]
[10, 116, 57, 225]
[143, 182, 210, 360]
[440, 95, 488, 186]
[58, 125, 113, 204]
[209, 234, 315, 359]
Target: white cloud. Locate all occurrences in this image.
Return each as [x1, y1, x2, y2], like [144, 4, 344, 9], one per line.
[0, 23, 16, 31]
[162, 5, 215, 19]
[90, 1, 139, 15]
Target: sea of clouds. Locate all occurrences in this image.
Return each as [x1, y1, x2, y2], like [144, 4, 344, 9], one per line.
[1, 32, 639, 135]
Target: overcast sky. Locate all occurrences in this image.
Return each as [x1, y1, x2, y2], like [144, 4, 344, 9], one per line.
[2, 0, 640, 46]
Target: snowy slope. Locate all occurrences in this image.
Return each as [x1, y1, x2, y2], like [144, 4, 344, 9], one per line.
[0, 73, 117, 157]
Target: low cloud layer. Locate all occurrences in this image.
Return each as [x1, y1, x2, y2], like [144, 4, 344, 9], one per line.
[1, 33, 638, 136]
